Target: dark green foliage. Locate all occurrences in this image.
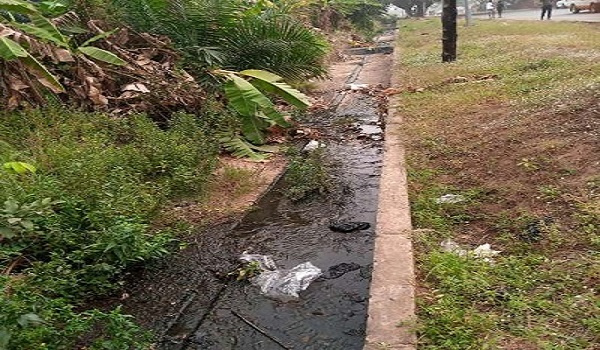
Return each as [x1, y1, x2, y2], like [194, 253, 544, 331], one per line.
[109, 0, 329, 82]
[222, 16, 328, 81]
[0, 280, 152, 349]
[0, 106, 223, 348]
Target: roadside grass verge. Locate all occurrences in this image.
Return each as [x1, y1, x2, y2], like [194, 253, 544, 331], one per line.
[396, 19, 599, 349]
[0, 106, 241, 348]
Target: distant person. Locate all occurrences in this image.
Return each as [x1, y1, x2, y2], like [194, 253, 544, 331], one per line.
[496, 0, 505, 17]
[541, 0, 553, 19]
[486, 0, 496, 18]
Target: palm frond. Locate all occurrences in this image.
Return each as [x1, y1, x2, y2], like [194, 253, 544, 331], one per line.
[223, 17, 329, 81]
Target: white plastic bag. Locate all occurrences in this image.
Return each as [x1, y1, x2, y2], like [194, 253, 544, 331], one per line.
[440, 239, 500, 262]
[435, 194, 465, 204]
[239, 252, 322, 299]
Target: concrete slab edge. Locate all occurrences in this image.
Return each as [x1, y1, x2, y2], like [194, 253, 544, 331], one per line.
[364, 30, 418, 350]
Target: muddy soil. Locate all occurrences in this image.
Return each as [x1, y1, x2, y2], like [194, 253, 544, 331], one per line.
[100, 37, 395, 350]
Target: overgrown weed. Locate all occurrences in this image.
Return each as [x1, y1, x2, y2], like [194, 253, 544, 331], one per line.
[284, 147, 332, 201]
[0, 106, 225, 348]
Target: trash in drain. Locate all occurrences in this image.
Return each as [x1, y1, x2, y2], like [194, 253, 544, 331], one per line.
[329, 222, 371, 233]
[240, 252, 322, 299]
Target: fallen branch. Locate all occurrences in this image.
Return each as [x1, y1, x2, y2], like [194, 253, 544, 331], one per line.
[3, 256, 24, 275]
[230, 310, 292, 350]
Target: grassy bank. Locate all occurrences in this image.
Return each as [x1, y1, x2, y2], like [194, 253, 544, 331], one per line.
[394, 19, 599, 349]
[0, 107, 232, 348]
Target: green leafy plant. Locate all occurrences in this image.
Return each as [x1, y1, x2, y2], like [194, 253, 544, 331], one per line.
[37, 0, 71, 17]
[219, 134, 278, 162]
[3, 161, 36, 174]
[110, 0, 329, 82]
[0, 197, 57, 240]
[0, 107, 224, 348]
[284, 147, 332, 201]
[0, 0, 125, 95]
[217, 69, 310, 159]
[220, 69, 309, 141]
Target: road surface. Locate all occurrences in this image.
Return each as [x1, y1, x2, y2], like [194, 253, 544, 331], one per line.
[474, 8, 600, 22]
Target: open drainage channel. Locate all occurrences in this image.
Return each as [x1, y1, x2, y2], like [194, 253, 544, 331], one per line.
[152, 41, 394, 350]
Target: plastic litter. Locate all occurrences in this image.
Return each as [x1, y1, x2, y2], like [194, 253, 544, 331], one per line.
[303, 140, 324, 152]
[239, 252, 322, 299]
[348, 83, 369, 90]
[435, 194, 465, 204]
[440, 239, 500, 262]
[240, 252, 277, 271]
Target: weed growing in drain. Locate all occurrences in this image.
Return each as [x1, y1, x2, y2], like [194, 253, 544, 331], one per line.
[284, 147, 332, 201]
[230, 261, 262, 281]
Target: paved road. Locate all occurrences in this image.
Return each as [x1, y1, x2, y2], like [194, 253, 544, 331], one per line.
[474, 8, 600, 22]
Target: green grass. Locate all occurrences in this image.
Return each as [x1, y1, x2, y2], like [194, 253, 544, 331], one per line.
[395, 19, 600, 120]
[0, 107, 226, 348]
[397, 19, 600, 349]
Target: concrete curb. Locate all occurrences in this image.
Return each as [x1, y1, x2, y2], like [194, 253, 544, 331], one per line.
[364, 32, 417, 350]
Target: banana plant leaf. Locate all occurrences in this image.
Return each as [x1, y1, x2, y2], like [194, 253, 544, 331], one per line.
[241, 114, 269, 145]
[21, 53, 65, 92]
[12, 13, 69, 48]
[0, 37, 28, 60]
[78, 46, 126, 66]
[224, 75, 290, 128]
[240, 69, 310, 109]
[219, 134, 271, 162]
[0, 0, 37, 14]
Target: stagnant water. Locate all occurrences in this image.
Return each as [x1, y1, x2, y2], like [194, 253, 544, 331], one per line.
[115, 45, 393, 350]
[162, 95, 385, 350]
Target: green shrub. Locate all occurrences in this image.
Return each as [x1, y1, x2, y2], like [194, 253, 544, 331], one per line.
[0, 277, 152, 349]
[0, 106, 223, 348]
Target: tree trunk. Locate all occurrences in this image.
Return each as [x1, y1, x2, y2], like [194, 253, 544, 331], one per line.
[441, 0, 457, 62]
[416, 1, 425, 17]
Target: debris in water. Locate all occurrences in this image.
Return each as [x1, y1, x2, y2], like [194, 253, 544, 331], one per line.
[440, 239, 500, 262]
[240, 252, 277, 271]
[320, 263, 361, 280]
[329, 222, 371, 233]
[303, 140, 325, 152]
[359, 124, 383, 136]
[239, 252, 322, 299]
[347, 83, 370, 91]
[231, 310, 292, 350]
[435, 194, 465, 204]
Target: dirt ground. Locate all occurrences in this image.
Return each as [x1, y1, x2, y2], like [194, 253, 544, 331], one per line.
[409, 88, 599, 249]
[406, 81, 599, 350]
